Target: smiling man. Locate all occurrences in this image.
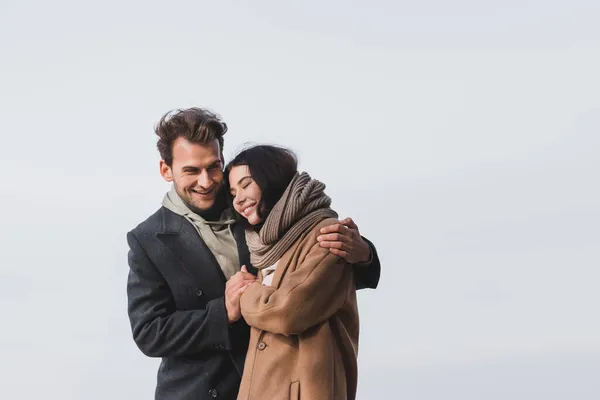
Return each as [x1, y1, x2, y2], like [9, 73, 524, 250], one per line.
[126, 107, 381, 400]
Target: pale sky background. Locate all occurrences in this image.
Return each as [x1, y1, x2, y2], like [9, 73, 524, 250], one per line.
[1, 1, 599, 399]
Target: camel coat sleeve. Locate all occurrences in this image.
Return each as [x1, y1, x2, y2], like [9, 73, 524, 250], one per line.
[240, 241, 353, 336]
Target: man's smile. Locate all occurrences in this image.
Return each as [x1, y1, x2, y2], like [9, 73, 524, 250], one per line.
[191, 187, 216, 197]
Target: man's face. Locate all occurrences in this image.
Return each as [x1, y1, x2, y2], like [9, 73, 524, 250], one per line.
[160, 137, 224, 211]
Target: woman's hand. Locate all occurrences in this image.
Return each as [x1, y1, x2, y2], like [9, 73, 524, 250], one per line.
[225, 266, 258, 324]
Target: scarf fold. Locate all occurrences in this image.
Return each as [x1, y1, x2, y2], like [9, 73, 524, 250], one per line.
[162, 187, 241, 280]
[246, 171, 338, 269]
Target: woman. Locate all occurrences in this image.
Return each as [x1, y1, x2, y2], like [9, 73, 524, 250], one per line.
[225, 145, 359, 400]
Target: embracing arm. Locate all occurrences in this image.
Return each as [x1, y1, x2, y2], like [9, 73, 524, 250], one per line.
[317, 218, 381, 290]
[352, 236, 381, 290]
[126, 231, 231, 358]
[240, 243, 353, 336]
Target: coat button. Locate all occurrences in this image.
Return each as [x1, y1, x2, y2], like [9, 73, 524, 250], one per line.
[209, 388, 218, 397]
[195, 289, 203, 296]
[257, 341, 267, 350]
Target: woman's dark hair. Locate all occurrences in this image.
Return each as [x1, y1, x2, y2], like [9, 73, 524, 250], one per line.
[224, 145, 298, 228]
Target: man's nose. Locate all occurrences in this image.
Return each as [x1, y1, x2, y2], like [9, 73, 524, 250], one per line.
[197, 170, 211, 188]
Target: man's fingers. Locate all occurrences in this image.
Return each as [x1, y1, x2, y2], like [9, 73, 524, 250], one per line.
[238, 285, 250, 295]
[319, 223, 346, 235]
[227, 275, 257, 293]
[319, 219, 358, 234]
[240, 273, 257, 281]
[329, 248, 348, 258]
[339, 217, 358, 231]
[319, 240, 349, 250]
[237, 282, 255, 297]
[317, 233, 351, 243]
[229, 271, 256, 284]
[241, 265, 248, 273]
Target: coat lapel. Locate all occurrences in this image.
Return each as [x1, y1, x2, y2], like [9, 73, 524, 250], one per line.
[156, 207, 227, 298]
[267, 225, 318, 288]
[270, 245, 297, 289]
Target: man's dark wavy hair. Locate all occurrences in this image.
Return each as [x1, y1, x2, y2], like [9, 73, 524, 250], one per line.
[155, 107, 227, 166]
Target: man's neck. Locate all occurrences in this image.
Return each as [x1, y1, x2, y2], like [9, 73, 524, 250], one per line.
[185, 187, 228, 222]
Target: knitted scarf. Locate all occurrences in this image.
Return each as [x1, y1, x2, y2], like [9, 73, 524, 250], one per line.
[245, 171, 338, 269]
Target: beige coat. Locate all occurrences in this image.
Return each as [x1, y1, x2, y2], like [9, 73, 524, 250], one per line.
[238, 218, 359, 400]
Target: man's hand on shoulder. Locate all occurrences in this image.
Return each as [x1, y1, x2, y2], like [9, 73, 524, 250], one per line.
[316, 217, 371, 264]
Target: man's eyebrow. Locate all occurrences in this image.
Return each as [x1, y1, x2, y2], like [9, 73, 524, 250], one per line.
[181, 166, 200, 171]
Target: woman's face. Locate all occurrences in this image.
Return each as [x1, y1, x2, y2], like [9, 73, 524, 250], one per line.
[229, 165, 264, 225]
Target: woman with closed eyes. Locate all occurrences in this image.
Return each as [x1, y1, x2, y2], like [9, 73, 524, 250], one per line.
[225, 145, 360, 400]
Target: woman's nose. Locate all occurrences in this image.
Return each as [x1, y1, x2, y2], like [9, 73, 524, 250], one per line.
[235, 191, 245, 205]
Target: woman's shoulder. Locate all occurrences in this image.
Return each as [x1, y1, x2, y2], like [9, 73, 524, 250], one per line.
[313, 217, 340, 232]
[298, 217, 339, 247]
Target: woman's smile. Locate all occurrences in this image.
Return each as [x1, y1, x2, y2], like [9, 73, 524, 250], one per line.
[241, 203, 256, 216]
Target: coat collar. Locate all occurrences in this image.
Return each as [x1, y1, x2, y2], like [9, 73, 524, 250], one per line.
[155, 207, 226, 295]
[159, 206, 186, 234]
[156, 207, 257, 286]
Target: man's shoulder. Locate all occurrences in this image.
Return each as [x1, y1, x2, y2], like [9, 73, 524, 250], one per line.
[128, 207, 170, 240]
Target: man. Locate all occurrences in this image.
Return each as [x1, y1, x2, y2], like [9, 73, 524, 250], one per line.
[126, 107, 381, 400]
